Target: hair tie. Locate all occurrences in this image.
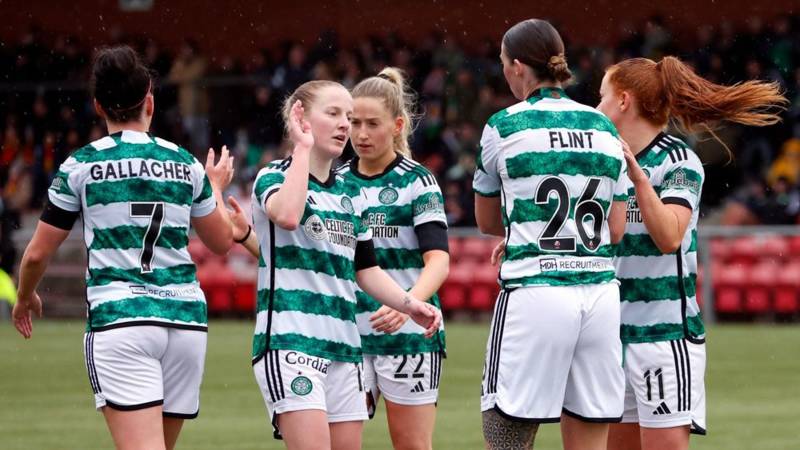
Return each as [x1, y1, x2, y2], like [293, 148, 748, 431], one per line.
[547, 54, 567, 70]
[377, 73, 392, 81]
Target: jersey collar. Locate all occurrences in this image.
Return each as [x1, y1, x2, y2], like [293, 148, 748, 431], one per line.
[527, 87, 569, 101]
[635, 132, 668, 162]
[309, 169, 337, 188]
[349, 152, 404, 180]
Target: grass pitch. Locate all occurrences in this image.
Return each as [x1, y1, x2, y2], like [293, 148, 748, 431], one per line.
[1, 321, 798, 449]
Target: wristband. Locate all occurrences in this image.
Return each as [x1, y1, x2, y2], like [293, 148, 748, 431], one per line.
[234, 225, 252, 244]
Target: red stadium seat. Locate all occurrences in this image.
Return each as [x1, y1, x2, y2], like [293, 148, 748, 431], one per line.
[469, 264, 500, 312]
[233, 280, 257, 314]
[197, 260, 235, 314]
[713, 263, 747, 314]
[447, 237, 463, 262]
[461, 237, 490, 262]
[760, 236, 789, 262]
[439, 262, 474, 311]
[788, 236, 800, 256]
[709, 238, 731, 263]
[729, 237, 760, 266]
[773, 263, 800, 315]
[743, 262, 776, 314]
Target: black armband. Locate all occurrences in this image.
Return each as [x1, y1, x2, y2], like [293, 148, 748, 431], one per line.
[414, 222, 449, 253]
[40, 199, 79, 230]
[355, 239, 379, 271]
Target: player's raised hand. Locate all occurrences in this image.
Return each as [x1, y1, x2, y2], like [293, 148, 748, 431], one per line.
[620, 138, 648, 184]
[12, 291, 43, 339]
[206, 145, 235, 191]
[288, 100, 314, 151]
[226, 195, 251, 241]
[370, 305, 409, 334]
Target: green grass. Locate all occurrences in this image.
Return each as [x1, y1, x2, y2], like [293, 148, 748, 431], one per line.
[1, 321, 799, 449]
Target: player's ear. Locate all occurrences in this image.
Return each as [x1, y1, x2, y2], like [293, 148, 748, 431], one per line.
[93, 99, 107, 120]
[619, 91, 631, 113]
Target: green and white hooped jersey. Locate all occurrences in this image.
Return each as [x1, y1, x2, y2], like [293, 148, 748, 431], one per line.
[251, 158, 372, 364]
[337, 155, 447, 356]
[473, 87, 627, 289]
[48, 130, 216, 332]
[614, 133, 705, 344]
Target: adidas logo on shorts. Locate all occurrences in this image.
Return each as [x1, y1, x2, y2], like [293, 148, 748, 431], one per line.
[652, 402, 672, 415]
[410, 381, 426, 393]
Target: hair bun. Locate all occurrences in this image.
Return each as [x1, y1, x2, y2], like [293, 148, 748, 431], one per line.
[547, 54, 571, 82]
[377, 67, 404, 87]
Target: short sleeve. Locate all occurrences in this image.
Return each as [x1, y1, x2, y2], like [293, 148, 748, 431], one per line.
[48, 156, 82, 212]
[190, 159, 216, 217]
[411, 174, 448, 227]
[352, 188, 373, 242]
[472, 124, 502, 197]
[659, 150, 704, 211]
[253, 166, 286, 213]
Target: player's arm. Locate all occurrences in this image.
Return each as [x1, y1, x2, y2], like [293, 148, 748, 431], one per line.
[266, 101, 312, 230]
[622, 142, 691, 253]
[13, 202, 76, 338]
[355, 240, 441, 337]
[192, 147, 234, 255]
[473, 124, 505, 237]
[475, 195, 504, 237]
[370, 224, 449, 334]
[608, 201, 627, 244]
[227, 196, 261, 259]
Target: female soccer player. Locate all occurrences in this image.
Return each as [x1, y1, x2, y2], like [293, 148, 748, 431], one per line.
[473, 19, 628, 450]
[232, 79, 441, 450]
[12, 45, 235, 450]
[597, 57, 786, 450]
[338, 67, 448, 450]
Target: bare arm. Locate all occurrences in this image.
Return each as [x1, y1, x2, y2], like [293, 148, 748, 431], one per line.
[192, 147, 234, 255]
[227, 196, 261, 258]
[13, 221, 71, 338]
[475, 195, 505, 237]
[623, 145, 691, 253]
[608, 200, 627, 245]
[266, 101, 313, 230]
[356, 266, 441, 337]
[409, 250, 450, 302]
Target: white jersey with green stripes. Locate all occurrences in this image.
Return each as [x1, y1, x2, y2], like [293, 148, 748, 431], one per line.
[614, 132, 705, 344]
[337, 154, 446, 356]
[473, 87, 627, 288]
[251, 158, 372, 364]
[47, 130, 216, 332]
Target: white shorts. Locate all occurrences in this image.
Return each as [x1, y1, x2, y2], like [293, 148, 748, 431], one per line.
[621, 340, 707, 434]
[363, 352, 443, 417]
[84, 326, 207, 418]
[481, 285, 625, 422]
[253, 350, 368, 437]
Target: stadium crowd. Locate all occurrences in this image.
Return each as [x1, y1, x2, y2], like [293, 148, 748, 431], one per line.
[1, 14, 800, 260]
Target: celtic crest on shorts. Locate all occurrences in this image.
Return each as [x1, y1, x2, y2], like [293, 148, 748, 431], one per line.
[291, 376, 313, 396]
[379, 187, 399, 205]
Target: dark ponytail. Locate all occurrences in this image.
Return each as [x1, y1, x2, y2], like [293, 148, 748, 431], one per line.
[502, 19, 572, 83]
[90, 45, 152, 123]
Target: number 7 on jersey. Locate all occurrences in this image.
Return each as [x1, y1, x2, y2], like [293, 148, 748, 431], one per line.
[130, 202, 165, 273]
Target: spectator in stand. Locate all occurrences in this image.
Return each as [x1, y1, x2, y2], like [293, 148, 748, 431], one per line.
[168, 38, 209, 154]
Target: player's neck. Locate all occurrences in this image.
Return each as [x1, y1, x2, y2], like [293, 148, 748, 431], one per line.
[618, 120, 663, 156]
[309, 153, 334, 184]
[105, 121, 149, 135]
[358, 149, 397, 177]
